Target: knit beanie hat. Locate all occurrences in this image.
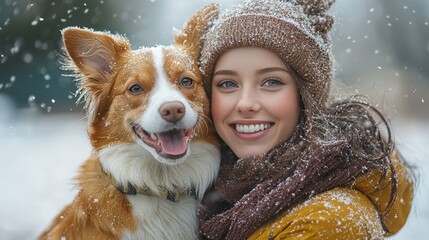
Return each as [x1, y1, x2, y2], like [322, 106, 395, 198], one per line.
[200, 0, 335, 105]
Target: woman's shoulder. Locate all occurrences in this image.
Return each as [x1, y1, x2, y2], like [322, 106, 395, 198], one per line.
[248, 187, 384, 240]
[351, 149, 414, 235]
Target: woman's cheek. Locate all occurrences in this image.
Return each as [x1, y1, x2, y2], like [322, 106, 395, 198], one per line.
[211, 92, 226, 124]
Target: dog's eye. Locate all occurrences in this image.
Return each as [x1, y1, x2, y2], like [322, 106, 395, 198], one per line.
[179, 77, 195, 88]
[128, 84, 144, 94]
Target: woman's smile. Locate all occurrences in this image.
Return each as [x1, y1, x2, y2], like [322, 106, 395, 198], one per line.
[230, 122, 274, 141]
[233, 123, 273, 133]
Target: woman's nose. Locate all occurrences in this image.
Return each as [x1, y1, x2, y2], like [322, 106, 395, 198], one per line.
[236, 90, 261, 113]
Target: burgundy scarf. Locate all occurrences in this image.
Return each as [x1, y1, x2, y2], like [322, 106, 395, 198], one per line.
[199, 136, 385, 239]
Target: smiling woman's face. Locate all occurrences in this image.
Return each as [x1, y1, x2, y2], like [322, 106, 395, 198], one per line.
[211, 47, 301, 158]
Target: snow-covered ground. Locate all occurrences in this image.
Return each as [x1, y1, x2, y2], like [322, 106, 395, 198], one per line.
[388, 118, 429, 240]
[0, 109, 90, 239]
[0, 106, 427, 239]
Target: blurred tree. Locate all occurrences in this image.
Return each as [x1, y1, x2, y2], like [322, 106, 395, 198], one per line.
[0, 0, 120, 111]
[376, 0, 429, 77]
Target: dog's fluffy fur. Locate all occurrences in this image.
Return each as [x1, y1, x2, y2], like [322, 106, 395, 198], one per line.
[39, 4, 220, 240]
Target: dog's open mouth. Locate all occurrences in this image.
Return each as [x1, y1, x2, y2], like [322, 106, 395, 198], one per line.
[133, 124, 193, 159]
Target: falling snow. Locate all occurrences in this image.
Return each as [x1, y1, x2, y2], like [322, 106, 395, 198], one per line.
[0, 0, 427, 239]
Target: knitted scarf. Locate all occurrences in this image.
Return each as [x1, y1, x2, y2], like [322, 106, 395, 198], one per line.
[200, 140, 350, 239]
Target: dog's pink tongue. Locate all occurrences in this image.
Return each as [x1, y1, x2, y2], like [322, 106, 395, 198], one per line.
[156, 130, 188, 156]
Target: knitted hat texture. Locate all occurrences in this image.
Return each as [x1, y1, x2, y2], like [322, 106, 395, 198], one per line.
[200, 0, 335, 105]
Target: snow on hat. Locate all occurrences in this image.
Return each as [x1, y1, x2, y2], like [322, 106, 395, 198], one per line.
[200, 0, 335, 105]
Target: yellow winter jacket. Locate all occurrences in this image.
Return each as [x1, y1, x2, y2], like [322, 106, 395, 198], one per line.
[249, 150, 414, 240]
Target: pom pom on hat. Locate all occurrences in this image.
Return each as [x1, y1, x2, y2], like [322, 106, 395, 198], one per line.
[200, 0, 336, 105]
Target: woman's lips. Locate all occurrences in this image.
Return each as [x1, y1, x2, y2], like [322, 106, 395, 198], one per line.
[229, 122, 273, 140]
[234, 123, 272, 133]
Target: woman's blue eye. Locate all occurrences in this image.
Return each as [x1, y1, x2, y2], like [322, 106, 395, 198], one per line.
[218, 80, 237, 88]
[263, 79, 283, 87]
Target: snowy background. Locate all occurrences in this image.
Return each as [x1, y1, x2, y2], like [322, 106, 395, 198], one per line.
[0, 0, 428, 239]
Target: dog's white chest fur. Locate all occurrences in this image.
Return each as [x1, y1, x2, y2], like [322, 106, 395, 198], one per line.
[99, 142, 219, 240]
[122, 195, 199, 240]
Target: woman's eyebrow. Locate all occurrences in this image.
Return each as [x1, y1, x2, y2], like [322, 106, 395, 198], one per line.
[256, 67, 290, 75]
[213, 69, 238, 76]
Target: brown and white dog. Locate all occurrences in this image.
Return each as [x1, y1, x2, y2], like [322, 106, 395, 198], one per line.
[39, 4, 220, 240]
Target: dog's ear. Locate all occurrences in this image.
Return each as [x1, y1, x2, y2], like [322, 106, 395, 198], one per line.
[61, 27, 131, 120]
[174, 3, 219, 62]
[61, 27, 131, 85]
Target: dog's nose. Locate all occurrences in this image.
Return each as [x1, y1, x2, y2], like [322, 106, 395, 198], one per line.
[159, 101, 186, 123]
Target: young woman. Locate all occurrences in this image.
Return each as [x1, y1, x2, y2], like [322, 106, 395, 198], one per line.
[198, 0, 414, 239]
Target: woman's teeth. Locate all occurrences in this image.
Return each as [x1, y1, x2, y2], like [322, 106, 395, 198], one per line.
[235, 123, 271, 133]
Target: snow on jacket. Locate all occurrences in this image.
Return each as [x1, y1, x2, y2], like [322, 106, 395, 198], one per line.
[248, 150, 413, 239]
